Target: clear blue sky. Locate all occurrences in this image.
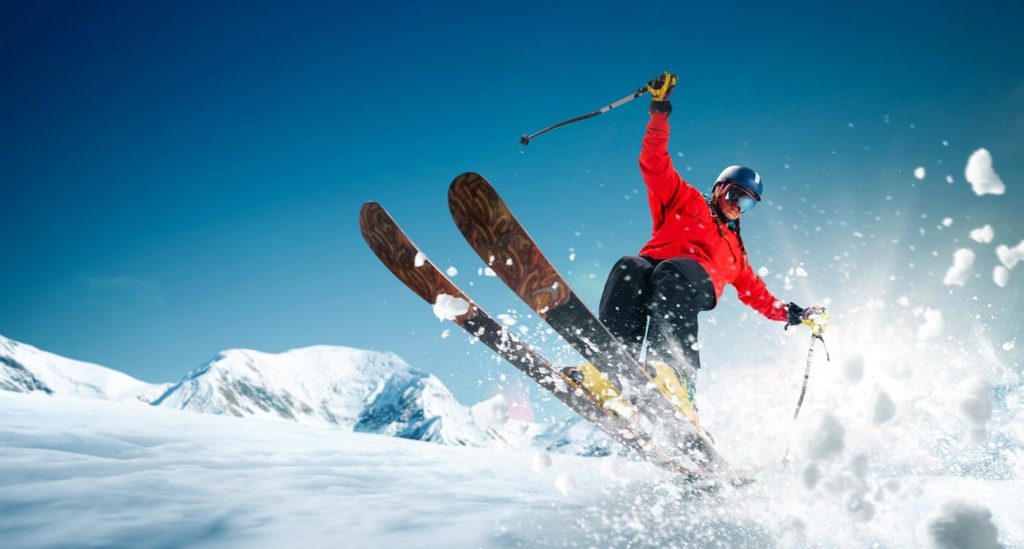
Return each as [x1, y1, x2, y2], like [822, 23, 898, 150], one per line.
[2, 1, 1021, 414]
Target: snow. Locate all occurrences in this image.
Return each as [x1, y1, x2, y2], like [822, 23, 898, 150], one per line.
[964, 148, 1006, 196]
[993, 266, 1010, 287]
[554, 472, 575, 496]
[1003, 341, 1016, 351]
[942, 249, 975, 286]
[914, 167, 926, 180]
[871, 388, 896, 424]
[471, 394, 509, 431]
[941, 217, 953, 228]
[917, 309, 944, 341]
[414, 251, 427, 267]
[758, 266, 770, 276]
[532, 451, 553, 473]
[956, 376, 993, 443]
[995, 240, 1024, 269]
[841, 353, 865, 383]
[800, 412, 846, 460]
[432, 293, 470, 321]
[917, 500, 1003, 549]
[446, 265, 458, 277]
[0, 335, 167, 402]
[969, 225, 994, 243]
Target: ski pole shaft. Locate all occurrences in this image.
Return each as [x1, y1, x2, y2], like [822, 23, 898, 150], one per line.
[792, 333, 817, 420]
[519, 85, 649, 146]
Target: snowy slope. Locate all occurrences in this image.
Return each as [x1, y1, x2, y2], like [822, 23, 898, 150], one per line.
[152, 345, 489, 446]
[1, 389, 1021, 548]
[0, 335, 168, 402]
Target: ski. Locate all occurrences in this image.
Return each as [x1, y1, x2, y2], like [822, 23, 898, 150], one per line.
[358, 202, 713, 479]
[446, 172, 727, 471]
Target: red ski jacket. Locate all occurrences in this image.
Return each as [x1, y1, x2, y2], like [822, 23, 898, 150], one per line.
[638, 112, 788, 322]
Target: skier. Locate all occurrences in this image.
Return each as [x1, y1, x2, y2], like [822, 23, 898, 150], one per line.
[598, 72, 822, 421]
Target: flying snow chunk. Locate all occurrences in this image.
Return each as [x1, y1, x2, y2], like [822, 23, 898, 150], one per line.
[969, 225, 994, 243]
[1003, 341, 1016, 351]
[794, 267, 808, 277]
[871, 388, 897, 424]
[942, 249, 975, 287]
[993, 266, 1009, 287]
[446, 266, 458, 277]
[914, 166, 926, 180]
[964, 148, 1005, 196]
[483, 267, 497, 277]
[497, 314, 517, 326]
[554, 472, 575, 496]
[917, 500, 1003, 549]
[945, 175, 954, 184]
[917, 308, 944, 341]
[432, 294, 470, 321]
[757, 266, 770, 277]
[995, 240, 1024, 269]
[801, 412, 845, 461]
[941, 218, 953, 228]
[414, 252, 427, 267]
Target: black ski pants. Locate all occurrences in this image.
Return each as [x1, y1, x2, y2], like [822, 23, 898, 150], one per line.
[599, 256, 716, 376]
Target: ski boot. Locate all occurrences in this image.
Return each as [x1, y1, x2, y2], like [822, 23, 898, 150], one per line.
[561, 363, 638, 423]
[643, 360, 699, 426]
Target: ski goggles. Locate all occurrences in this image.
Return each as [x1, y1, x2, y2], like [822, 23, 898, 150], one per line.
[723, 184, 759, 214]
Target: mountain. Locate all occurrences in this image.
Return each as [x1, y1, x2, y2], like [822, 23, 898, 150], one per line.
[151, 345, 488, 446]
[0, 334, 611, 452]
[0, 335, 168, 402]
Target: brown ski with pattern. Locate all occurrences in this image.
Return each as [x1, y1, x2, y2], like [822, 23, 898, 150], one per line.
[447, 173, 726, 471]
[358, 201, 709, 478]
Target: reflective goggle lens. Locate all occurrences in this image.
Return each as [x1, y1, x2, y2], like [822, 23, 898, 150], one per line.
[725, 186, 758, 213]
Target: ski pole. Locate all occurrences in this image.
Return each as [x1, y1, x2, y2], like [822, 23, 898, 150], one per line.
[519, 79, 655, 146]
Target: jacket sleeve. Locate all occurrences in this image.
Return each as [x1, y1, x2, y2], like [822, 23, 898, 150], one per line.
[733, 256, 788, 321]
[639, 112, 701, 230]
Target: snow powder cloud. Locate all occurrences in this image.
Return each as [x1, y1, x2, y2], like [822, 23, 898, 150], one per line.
[871, 388, 896, 424]
[841, 353, 865, 383]
[969, 225, 994, 244]
[917, 309, 944, 341]
[800, 412, 845, 461]
[917, 500, 1003, 549]
[995, 240, 1024, 269]
[943, 249, 975, 286]
[965, 148, 1005, 196]
[956, 376, 993, 443]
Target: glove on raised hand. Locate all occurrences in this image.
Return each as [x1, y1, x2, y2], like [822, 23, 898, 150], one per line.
[647, 71, 678, 114]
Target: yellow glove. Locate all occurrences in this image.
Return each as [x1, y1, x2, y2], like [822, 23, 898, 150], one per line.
[647, 71, 678, 101]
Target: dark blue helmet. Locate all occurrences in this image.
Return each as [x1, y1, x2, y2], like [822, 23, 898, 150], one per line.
[715, 165, 763, 201]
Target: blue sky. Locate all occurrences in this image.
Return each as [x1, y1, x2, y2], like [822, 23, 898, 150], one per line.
[2, 1, 1021, 415]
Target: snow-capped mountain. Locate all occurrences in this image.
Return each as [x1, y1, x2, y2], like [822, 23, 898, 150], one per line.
[0, 335, 169, 402]
[0, 334, 611, 452]
[152, 345, 488, 446]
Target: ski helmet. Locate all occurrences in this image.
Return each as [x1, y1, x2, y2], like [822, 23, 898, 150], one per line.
[714, 165, 763, 201]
